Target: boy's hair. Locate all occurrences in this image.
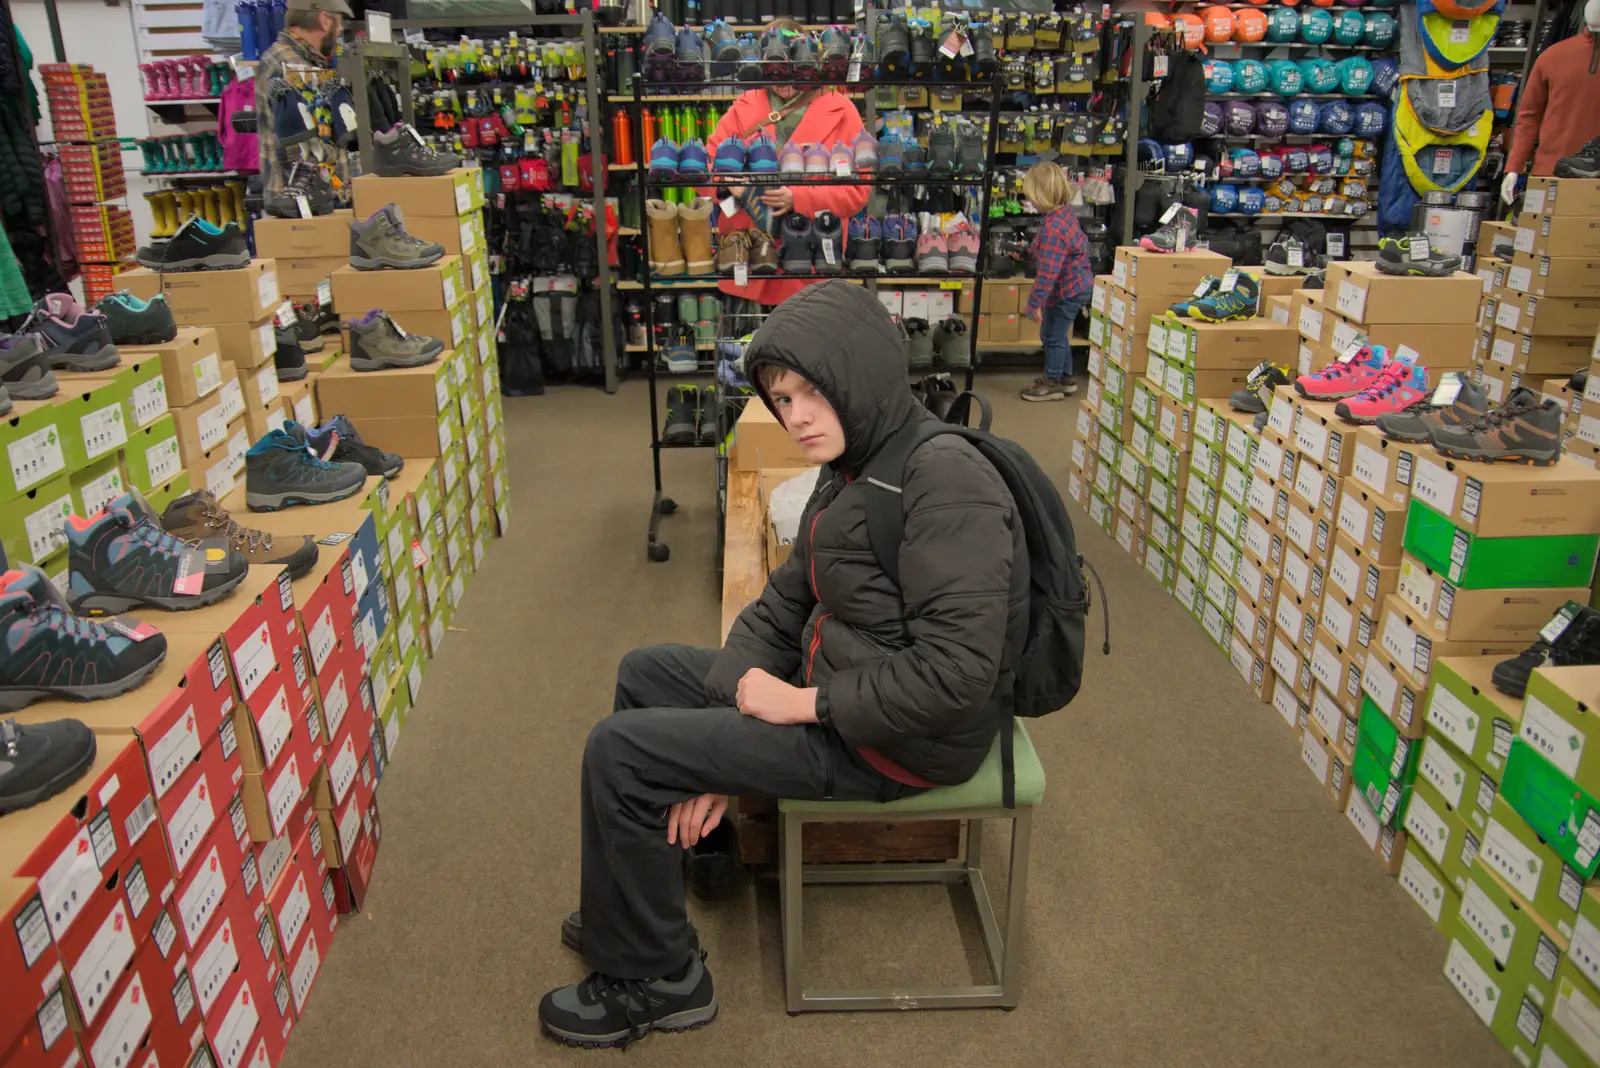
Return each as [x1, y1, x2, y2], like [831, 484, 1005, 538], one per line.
[756, 362, 788, 391]
[1022, 161, 1071, 213]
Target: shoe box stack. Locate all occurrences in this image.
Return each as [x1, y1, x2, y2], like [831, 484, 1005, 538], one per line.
[39, 64, 135, 304]
[973, 281, 1035, 349]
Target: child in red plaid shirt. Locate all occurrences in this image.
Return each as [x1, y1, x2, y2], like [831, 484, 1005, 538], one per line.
[1019, 162, 1094, 402]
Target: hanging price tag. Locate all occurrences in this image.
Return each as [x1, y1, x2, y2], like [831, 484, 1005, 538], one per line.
[1220, 269, 1240, 293]
[1432, 148, 1452, 175]
[1437, 80, 1457, 108]
[1326, 233, 1346, 258]
[1392, 344, 1420, 366]
[296, 196, 312, 219]
[719, 194, 740, 218]
[1410, 234, 1433, 261]
[733, 262, 748, 286]
[1191, 276, 1214, 299]
[274, 300, 297, 329]
[1287, 246, 1304, 268]
[1430, 372, 1463, 407]
[1160, 202, 1181, 224]
[1448, 21, 1471, 44]
[316, 280, 332, 309]
[1153, 54, 1169, 78]
[938, 29, 968, 59]
[834, 158, 850, 178]
[1338, 340, 1366, 364]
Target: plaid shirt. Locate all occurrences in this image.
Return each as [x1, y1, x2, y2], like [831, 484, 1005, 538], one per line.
[255, 31, 332, 196]
[1026, 207, 1094, 314]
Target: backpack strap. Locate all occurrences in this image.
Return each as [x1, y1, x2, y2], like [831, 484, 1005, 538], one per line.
[944, 390, 994, 432]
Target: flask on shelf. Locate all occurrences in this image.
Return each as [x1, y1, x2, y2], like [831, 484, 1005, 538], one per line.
[612, 107, 633, 165]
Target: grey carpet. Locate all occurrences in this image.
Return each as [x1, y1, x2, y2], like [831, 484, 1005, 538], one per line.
[281, 371, 1513, 1068]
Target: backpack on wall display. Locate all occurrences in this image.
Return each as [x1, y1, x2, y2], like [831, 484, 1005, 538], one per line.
[1149, 51, 1208, 143]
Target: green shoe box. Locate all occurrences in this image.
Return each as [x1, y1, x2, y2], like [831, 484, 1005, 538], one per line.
[1103, 359, 1131, 408]
[423, 595, 452, 658]
[1417, 733, 1499, 837]
[53, 375, 130, 473]
[1130, 379, 1160, 431]
[1458, 862, 1566, 1007]
[1442, 927, 1550, 1064]
[1214, 495, 1247, 551]
[1189, 437, 1222, 488]
[1201, 595, 1231, 651]
[1210, 528, 1241, 587]
[1218, 457, 1251, 513]
[1143, 542, 1176, 592]
[1118, 451, 1149, 500]
[1405, 776, 1480, 894]
[1125, 419, 1152, 466]
[1148, 435, 1187, 488]
[1091, 450, 1117, 503]
[1570, 885, 1600, 994]
[378, 670, 411, 768]
[1481, 788, 1586, 938]
[1354, 696, 1420, 825]
[1500, 739, 1600, 881]
[1097, 430, 1121, 476]
[1192, 402, 1227, 452]
[1087, 488, 1114, 537]
[1429, 657, 1524, 777]
[1174, 565, 1204, 622]
[1538, 1016, 1595, 1068]
[1086, 309, 1109, 351]
[1404, 500, 1599, 590]
[1518, 665, 1600, 800]
[1551, 958, 1600, 1064]
[1147, 510, 1179, 560]
[1181, 506, 1215, 560]
[70, 358, 167, 432]
[1185, 475, 1220, 523]
[1400, 838, 1461, 933]
[1204, 563, 1236, 625]
[367, 628, 402, 713]
[68, 452, 127, 518]
[0, 400, 67, 504]
[1224, 413, 1260, 472]
[0, 472, 73, 569]
[1178, 536, 1208, 587]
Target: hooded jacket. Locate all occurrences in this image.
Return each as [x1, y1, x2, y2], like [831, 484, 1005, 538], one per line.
[1507, 30, 1600, 176]
[703, 282, 1031, 787]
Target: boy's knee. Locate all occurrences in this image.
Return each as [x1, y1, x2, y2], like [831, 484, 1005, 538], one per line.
[584, 714, 625, 770]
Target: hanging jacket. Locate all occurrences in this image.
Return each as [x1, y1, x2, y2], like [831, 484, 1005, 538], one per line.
[701, 89, 868, 307]
[704, 282, 1030, 787]
[1508, 30, 1600, 176]
[218, 78, 259, 174]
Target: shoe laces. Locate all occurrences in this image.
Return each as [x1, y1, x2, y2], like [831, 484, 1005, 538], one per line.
[1351, 363, 1411, 401]
[578, 973, 657, 1049]
[9, 591, 113, 646]
[281, 438, 345, 470]
[116, 510, 190, 559]
[194, 495, 272, 552]
[1461, 396, 1536, 432]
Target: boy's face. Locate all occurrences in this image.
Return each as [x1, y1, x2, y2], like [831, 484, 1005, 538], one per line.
[766, 368, 845, 465]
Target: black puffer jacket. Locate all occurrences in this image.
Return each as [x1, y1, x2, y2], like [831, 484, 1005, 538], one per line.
[704, 282, 1030, 786]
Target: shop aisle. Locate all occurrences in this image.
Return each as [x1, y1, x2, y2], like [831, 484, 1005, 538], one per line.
[280, 373, 1510, 1068]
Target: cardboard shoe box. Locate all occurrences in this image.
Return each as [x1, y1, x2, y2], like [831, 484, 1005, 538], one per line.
[253, 211, 353, 259]
[1324, 260, 1482, 326]
[1428, 656, 1525, 776]
[1516, 211, 1600, 259]
[1110, 247, 1230, 297]
[1335, 480, 1406, 565]
[122, 259, 280, 323]
[352, 167, 486, 220]
[1508, 251, 1600, 298]
[314, 356, 459, 459]
[1395, 552, 1588, 643]
[331, 256, 466, 315]
[1404, 500, 1599, 591]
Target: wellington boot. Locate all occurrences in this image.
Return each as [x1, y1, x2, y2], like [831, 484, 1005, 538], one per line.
[225, 181, 246, 223]
[646, 199, 685, 276]
[142, 192, 170, 238]
[677, 197, 715, 276]
[195, 188, 220, 227]
[215, 186, 236, 227]
[173, 190, 197, 225]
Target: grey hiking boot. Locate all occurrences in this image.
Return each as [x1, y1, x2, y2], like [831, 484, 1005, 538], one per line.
[934, 317, 970, 368]
[23, 295, 120, 372]
[663, 385, 698, 444]
[134, 216, 250, 272]
[350, 205, 446, 270]
[263, 160, 337, 218]
[538, 955, 718, 1048]
[904, 317, 934, 370]
[347, 310, 445, 371]
[372, 123, 462, 178]
[0, 385, 10, 416]
[1021, 375, 1076, 402]
[0, 334, 59, 399]
[244, 424, 368, 512]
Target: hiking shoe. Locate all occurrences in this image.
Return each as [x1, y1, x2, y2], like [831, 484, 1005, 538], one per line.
[916, 228, 949, 273]
[760, 25, 793, 77]
[1139, 205, 1200, 253]
[160, 489, 318, 579]
[662, 328, 697, 374]
[663, 384, 697, 443]
[1554, 137, 1600, 179]
[0, 334, 59, 399]
[846, 215, 882, 273]
[884, 215, 918, 270]
[706, 20, 741, 64]
[929, 125, 957, 176]
[736, 36, 762, 81]
[647, 138, 680, 178]
[878, 13, 911, 73]
[674, 27, 706, 80]
[306, 414, 404, 480]
[0, 385, 9, 416]
[66, 491, 248, 614]
[818, 25, 851, 79]
[745, 133, 778, 174]
[1304, 268, 1326, 290]
[804, 142, 830, 178]
[1229, 362, 1291, 414]
[905, 317, 934, 369]
[970, 22, 997, 77]
[1021, 375, 1076, 401]
[1295, 344, 1389, 400]
[1187, 273, 1260, 322]
[539, 955, 717, 1048]
[264, 159, 337, 218]
[135, 215, 250, 271]
[348, 310, 445, 371]
[908, 20, 935, 75]
[290, 305, 324, 353]
[0, 715, 98, 813]
[747, 228, 779, 275]
[1429, 387, 1566, 466]
[1375, 233, 1462, 277]
[791, 31, 821, 79]
[934, 317, 971, 369]
[372, 122, 461, 177]
[1265, 237, 1324, 276]
[779, 213, 815, 275]
[778, 138, 806, 181]
[852, 129, 878, 173]
[1334, 359, 1430, 425]
[946, 218, 979, 273]
[1491, 603, 1600, 699]
[273, 328, 308, 382]
[245, 424, 368, 511]
[0, 567, 166, 716]
[878, 133, 905, 175]
[904, 143, 928, 176]
[1375, 373, 1489, 443]
[95, 292, 177, 345]
[350, 205, 445, 270]
[712, 137, 746, 175]
[643, 11, 676, 59]
[716, 229, 750, 276]
[1169, 276, 1222, 316]
[677, 140, 709, 178]
[827, 140, 852, 177]
[812, 211, 844, 274]
[304, 296, 342, 336]
[695, 390, 717, 445]
[955, 120, 986, 174]
[23, 295, 120, 372]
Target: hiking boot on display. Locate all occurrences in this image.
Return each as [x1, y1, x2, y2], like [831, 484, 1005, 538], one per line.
[1295, 344, 1389, 400]
[904, 143, 929, 176]
[1429, 387, 1566, 465]
[645, 199, 685, 276]
[677, 198, 714, 275]
[539, 955, 717, 1049]
[846, 215, 882, 273]
[674, 26, 706, 80]
[372, 123, 462, 177]
[852, 129, 878, 173]
[1169, 276, 1222, 316]
[23, 295, 120, 372]
[95, 292, 177, 345]
[716, 229, 750, 276]
[1187, 273, 1260, 322]
[904, 317, 934, 369]
[662, 328, 698, 374]
[908, 20, 935, 75]
[779, 213, 815, 275]
[695, 389, 718, 446]
[160, 489, 318, 579]
[934, 317, 971, 369]
[0, 385, 9, 416]
[1554, 137, 1600, 179]
[1334, 359, 1431, 424]
[818, 25, 851, 79]
[350, 205, 446, 270]
[803, 142, 830, 179]
[347, 310, 445, 372]
[1375, 373, 1489, 443]
[1229, 362, 1291, 414]
[263, 160, 337, 217]
[677, 140, 709, 178]
[791, 31, 821, 79]
[66, 491, 248, 614]
[916, 227, 949, 273]
[1491, 603, 1600, 699]
[1021, 375, 1076, 402]
[945, 219, 980, 273]
[642, 11, 677, 80]
[812, 211, 844, 274]
[745, 133, 778, 174]
[1265, 237, 1324, 275]
[244, 424, 368, 511]
[827, 140, 852, 177]
[663, 385, 698, 444]
[736, 36, 763, 81]
[273, 328, 308, 381]
[1304, 268, 1326, 290]
[878, 14, 911, 74]
[760, 25, 794, 77]
[883, 215, 918, 270]
[955, 121, 986, 174]
[877, 133, 905, 175]
[647, 138, 680, 179]
[712, 137, 746, 175]
[0, 715, 98, 813]
[706, 20, 741, 66]
[306, 414, 404, 480]
[747, 228, 779, 275]
[135, 215, 250, 271]
[0, 567, 167, 717]
[928, 125, 957, 176]
[1375, 233, 1462, 277]
[970, 22, 998, 77]
[1139, 205, 1200, 253]
[0, 334, 59, 399]
[291, 305, 324, 353]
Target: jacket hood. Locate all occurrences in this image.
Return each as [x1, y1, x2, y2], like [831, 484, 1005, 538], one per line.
[746, 280, 919, 476]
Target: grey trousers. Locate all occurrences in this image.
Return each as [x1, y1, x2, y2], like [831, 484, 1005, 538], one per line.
[580, 644, 914, 979]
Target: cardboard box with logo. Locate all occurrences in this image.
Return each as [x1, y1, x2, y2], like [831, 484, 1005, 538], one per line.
[1323, 260, 1482, 326]
[121, 259, 280, 323]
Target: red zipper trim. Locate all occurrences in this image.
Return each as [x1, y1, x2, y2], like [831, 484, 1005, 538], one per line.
[806, 612, 831, 684]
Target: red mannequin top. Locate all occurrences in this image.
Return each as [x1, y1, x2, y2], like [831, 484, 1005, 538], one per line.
[1508, 29, 1600, 176]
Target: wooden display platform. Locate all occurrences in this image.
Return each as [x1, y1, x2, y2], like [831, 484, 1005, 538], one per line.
[721, 469, 960, 865]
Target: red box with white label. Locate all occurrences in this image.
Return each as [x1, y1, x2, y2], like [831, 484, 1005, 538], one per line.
[158, 723, 244, 883]
[81, 921, 195, 1068]
[0, 736, 158, 947]
[310, 646, 365, 748]
[264, 825, 327, 967]
[172, 792, 251, 954]
[330, 794, 382, 914]
[297, 544, 358, 680]
[281, 832, 336, 1021]
[188, 877, 270, 1026]
[201, 949, 272, 1068]
[239, 732, 314, 845]
[53, 811, 175, 1032]
[0, 1024, 83, 1068]
[0, 877, 57, 1053]
[312, 714, 369, 816]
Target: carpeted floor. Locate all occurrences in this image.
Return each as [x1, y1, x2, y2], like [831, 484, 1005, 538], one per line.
[282, 371, 1513, 1068]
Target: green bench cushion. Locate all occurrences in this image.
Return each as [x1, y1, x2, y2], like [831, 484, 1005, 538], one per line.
[780, 721, 1045, 814]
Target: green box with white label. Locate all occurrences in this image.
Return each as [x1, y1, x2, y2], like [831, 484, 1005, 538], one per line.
[1517, 666, 1600, 800]
[1549, 961, 1600, 1066]
[1173, 563, 1204, 622]
[0, 400, 66, 505]
[1147, 470, 1181, 524]
[53, 375, 130, 473]
[1458, 863, 1565, 1010]
[121, 415, 182, 495]
[1442, 921, 1552, 1064]
[1405, 775, 1480, 895]
[68, 452, 128, 519]
[1428, 657, 1524, 776]
[1481, 788, 1586, 939]
[116, 357, 169, 431]
[1405, 500, 1600, 590]
[1399, 838, 1460, 934]
[0, 472, 73, 569]
[1500, 739, 1600, 881]
[1417, 732, 1499, 836]
[378, 670, 411, 768]
[1353, 696, 1417, 828]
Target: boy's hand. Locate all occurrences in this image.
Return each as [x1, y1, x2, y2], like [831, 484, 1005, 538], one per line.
[760, 187, 794, 214]
[1027, 307, 1042, 323]
[736, 668, 817, 725]
[667, 793, 727, 848]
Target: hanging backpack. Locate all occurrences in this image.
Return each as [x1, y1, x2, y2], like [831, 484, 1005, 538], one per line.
[859, 393, 1105, 808]
[1148, 51, 1207, 143]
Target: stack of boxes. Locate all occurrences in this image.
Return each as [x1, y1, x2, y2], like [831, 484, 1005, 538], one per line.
[973, 280, 1041, 349]
[40, 64, 134, 302]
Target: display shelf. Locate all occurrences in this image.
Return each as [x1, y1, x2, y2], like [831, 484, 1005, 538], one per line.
[617, 225, 640, 235]
[607, 90, 865, 102]
[647, 173, 986, 187]
[617, 279, 721, 289]
[1210, 211, 1372, 219]
[628, 342, 716, 352]
[636, 76, 996, 91]
[610, 161, 640, 170]
[620, 271, 983, 288]
[141, 169, 241, 179]
[1210, 92, 1379, 101]
[1209, 42, 1385, 52]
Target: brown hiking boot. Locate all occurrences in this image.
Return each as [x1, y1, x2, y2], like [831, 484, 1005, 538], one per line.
[747, 228, 779, 275]
[646, 199, 685, 276]
[678, 197, 715, 276]
[159, 490, 320, 578]
[716, 229, 750, 276]
[1429, 387, 1566, 466]
[1020, 375, 1076, 402]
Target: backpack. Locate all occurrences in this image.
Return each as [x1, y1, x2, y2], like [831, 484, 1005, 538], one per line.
[1147, 51, 1207, 143]
[860, 392, 1104, 808]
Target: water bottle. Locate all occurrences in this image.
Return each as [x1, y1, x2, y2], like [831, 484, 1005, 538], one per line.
[270, 0, 286, 40]
[253, 0, 274, 51]
[238, 0, 259, 59]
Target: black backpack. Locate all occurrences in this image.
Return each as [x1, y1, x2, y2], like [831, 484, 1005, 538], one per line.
[1147, 51, 1207, 144]
[859, 392, 1106, 807]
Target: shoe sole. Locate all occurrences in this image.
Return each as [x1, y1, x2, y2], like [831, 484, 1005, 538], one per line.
[49, 346, 120, 372]
[0, 727, 96, 811]
[1138, 238, 1172, 253]
[73, 568, 249, 616]
[247, 482, 365, 511]
[371, 163, 457, 178]
[884, 257, 915, 271]
[1374, 259, 1460, 278]
[0, 654, 164, 715]
[382, 459, 404, 479]
[135, 251, 252, 271]
[298, 335, 326, 353]
[748, 264, 779, 276]
[1021, 391, 1070, 402]
[1430, 442, 1562, 466]
[918, 258, 949, 273]
[1553, 163, 1600, 179]
[1372, 424, 1432, 444]
[1331, 402, 1382, 425]
[544, 1001, 719, 1049]
[1263, 262, 1313, 276]
[350, 353, 441, 372]
[948, 257, 977, 273]
[848, 260, 884, 273]
[1187, 308, 1252, 323]
[1293, 382, 1362, 401]
[6, 372, 59, 399]
[351, 252, 446, 270]
[276, 365, 309, 381]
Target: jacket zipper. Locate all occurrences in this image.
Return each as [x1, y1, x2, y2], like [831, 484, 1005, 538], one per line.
[806, 509, 828, 684]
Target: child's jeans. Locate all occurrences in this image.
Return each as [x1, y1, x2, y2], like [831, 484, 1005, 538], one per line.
[1042, 291, 1092, 381]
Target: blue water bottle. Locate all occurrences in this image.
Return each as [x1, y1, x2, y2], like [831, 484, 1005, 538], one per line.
[253, 0, 273, 52]
[238, 1, 259, 59]
[270, 0, 286, 38]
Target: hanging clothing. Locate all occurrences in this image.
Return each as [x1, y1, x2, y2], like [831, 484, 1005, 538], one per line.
[0, 221, 36, 319]
[218, 78, 259, 174]
[1507, 30, 1600, 176]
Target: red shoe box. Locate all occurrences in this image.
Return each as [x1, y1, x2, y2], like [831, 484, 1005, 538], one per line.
[326, 794, 382, 914]
[172, 791, 250, 953]
[313, 711, 369, 816]
[311, 649, 361, 748]
[200, 951, 272, 1068]
[188, 878, 268, 1022]
[0, 1026, 83, 1068]
[280, 836, 337, 1019]
[298, 545, 359, 682]
[0, 877, 61, 1057]
[264, 829, 320, 967]
[81, 922, 197, 1068]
